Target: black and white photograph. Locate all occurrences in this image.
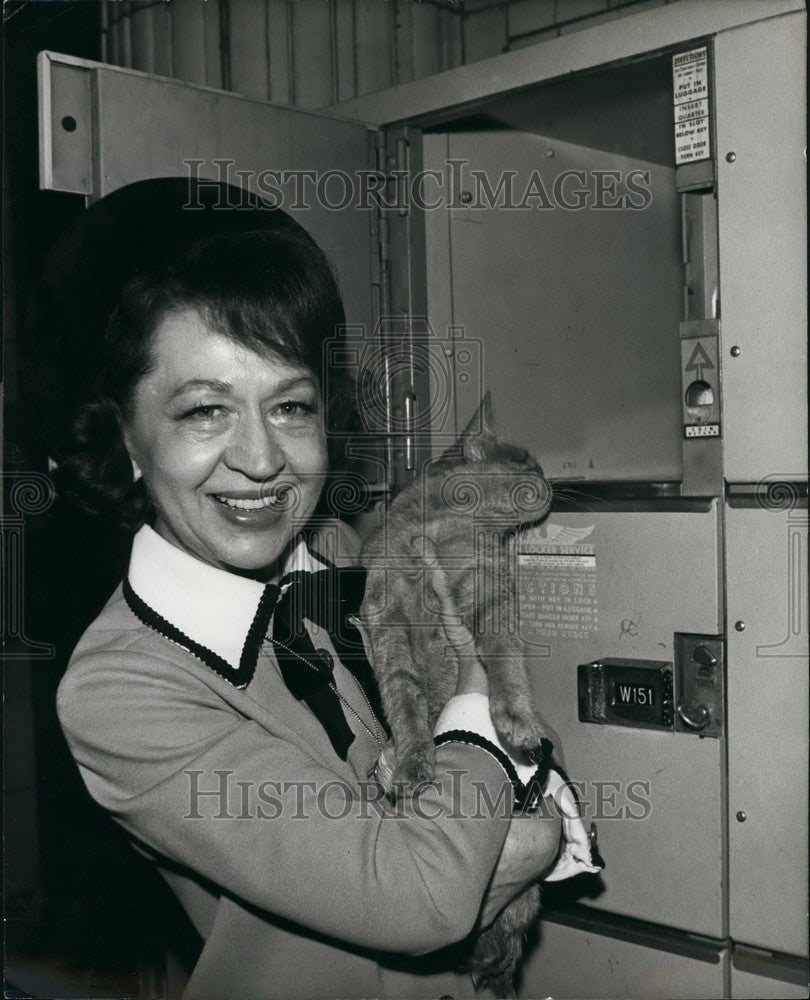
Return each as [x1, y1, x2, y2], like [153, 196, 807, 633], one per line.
[3, 1, 807, 998]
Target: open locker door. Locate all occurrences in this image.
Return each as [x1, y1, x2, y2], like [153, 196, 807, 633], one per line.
[38, 51, 377, 340]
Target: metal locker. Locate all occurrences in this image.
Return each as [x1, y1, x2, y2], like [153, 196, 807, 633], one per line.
[730, 947, 809, 1000]
[328, 0, 807, 993]
[518, 505, 725, 938]
[726, 501, 809, 958]
[522, 914, 728, 1000]
[714, 16, 807, 484]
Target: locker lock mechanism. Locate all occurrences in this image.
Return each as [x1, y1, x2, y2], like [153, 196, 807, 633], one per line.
[577, 641, 724, 739]
[674, 634, 724, 738]
[677, 701, 711, 730]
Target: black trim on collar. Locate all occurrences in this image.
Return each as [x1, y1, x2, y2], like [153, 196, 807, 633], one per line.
[122, 577, 279, 689]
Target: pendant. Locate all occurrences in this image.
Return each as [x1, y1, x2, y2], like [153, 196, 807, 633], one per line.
[367, 744, 394, 798]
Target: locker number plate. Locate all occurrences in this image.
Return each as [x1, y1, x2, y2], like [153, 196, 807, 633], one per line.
[578, 659, 674, 731]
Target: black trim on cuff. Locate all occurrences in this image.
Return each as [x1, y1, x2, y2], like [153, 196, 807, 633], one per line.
[434, 730, 555, 812]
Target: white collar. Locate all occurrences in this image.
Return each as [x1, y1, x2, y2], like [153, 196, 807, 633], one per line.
[126, 524, 328, 685]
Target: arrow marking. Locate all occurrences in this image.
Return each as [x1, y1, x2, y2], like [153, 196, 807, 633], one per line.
[685, 341, 714, 382]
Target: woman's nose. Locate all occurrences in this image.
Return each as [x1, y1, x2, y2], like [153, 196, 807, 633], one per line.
[224, 414, 286, 481]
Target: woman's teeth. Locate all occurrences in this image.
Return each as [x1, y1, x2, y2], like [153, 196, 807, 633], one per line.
[214, 493, 286, 510]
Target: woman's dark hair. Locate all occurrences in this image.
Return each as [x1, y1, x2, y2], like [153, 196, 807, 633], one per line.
[57, 227, 357, 530]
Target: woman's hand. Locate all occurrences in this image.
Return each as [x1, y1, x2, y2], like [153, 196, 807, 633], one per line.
[478, 808, 562, 928]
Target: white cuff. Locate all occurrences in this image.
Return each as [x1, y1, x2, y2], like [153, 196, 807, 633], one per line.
[543, 766, 601, 881]
[434, 692, 538, 785]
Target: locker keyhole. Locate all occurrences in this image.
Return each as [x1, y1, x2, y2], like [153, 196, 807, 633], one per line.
[685, 380, 714, 407]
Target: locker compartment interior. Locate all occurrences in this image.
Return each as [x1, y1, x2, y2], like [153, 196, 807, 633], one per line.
[423, 53, 685, 482]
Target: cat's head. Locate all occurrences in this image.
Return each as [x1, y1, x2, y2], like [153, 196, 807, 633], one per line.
[437, 392, 551, 527]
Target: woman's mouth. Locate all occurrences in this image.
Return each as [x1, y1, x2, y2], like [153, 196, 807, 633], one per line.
[212, 491, 288, 511]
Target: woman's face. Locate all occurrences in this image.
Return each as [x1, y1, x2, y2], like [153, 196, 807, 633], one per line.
[123, 307, 328, 576]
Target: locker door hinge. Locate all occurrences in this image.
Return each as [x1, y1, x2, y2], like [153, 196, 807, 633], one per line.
[373, 131, 392, 313]
[366, 130, 396, 494]
[372, 127, 428, 494]
[393, 135, 410, 218]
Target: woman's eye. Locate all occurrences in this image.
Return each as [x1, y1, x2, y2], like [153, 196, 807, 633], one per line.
[181, 404, 226, 421]
[274, 400, 317, 421]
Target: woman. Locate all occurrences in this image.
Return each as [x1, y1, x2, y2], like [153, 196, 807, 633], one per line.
[56, 222, 571, 999]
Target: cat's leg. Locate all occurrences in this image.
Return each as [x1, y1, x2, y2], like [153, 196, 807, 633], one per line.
[372, 621, 437, 791]
[466, 884, 541, 997]
[364, 623, 435, 793]
[476, 622, 547, 754]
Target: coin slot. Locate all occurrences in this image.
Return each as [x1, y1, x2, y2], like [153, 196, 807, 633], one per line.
[685, 379, 714, 407]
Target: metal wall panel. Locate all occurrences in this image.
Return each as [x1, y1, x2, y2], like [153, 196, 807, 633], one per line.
[518, 506, 724, 936]
[354, 0, 395, 98]
[725, 503, 809, 957]
[266, 0, 292, 105]
[410, 3, 444, 80]
[151, 1, 174, 78]
[731, 950, 810, 999]
[329, 0, 803, 125]
[714, 11, 808, 482]
[507, 0, 558, 40]
[290, 1, 334, 109]
[521, 916, 728, 999]
[129, 2, 156, 75]
[334, 0, 357, 104]
[104, 0, 686, 112]
[230, 0, 269, 101]
[171, 0, 207, 88]
[463, 4, 508, 65]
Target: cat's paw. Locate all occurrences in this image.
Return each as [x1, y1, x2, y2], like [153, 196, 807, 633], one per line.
[490, 702, 547, 754]
[391, 750, 436, 796]
[526, 738, 554, 766]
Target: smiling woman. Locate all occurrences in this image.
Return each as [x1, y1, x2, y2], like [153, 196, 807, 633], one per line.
[54, 209, 562, 1000]
[57, 226, 352, 551]
[122, 306, 328, 575]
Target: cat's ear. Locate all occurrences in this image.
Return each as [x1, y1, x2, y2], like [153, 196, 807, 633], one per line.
[459, 391, 495, 440]
[452, 391, 496, 462]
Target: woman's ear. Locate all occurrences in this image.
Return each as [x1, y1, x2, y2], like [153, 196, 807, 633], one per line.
[120, 423, 142, 482]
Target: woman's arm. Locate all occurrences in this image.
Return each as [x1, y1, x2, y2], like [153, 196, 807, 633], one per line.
[57, 646, 512, 956]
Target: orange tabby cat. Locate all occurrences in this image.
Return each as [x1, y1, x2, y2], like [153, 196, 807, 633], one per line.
[359, 393, 553, 994]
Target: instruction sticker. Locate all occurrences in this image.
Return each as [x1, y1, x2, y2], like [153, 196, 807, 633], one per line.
[518, 524, 598, 642]
[673, 47, 710, 164]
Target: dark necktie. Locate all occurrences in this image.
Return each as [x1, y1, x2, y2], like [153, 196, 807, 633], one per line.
[269, 565, 389, 761]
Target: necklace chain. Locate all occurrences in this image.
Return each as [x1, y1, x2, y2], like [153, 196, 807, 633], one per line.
[269, 635, 385, 756]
